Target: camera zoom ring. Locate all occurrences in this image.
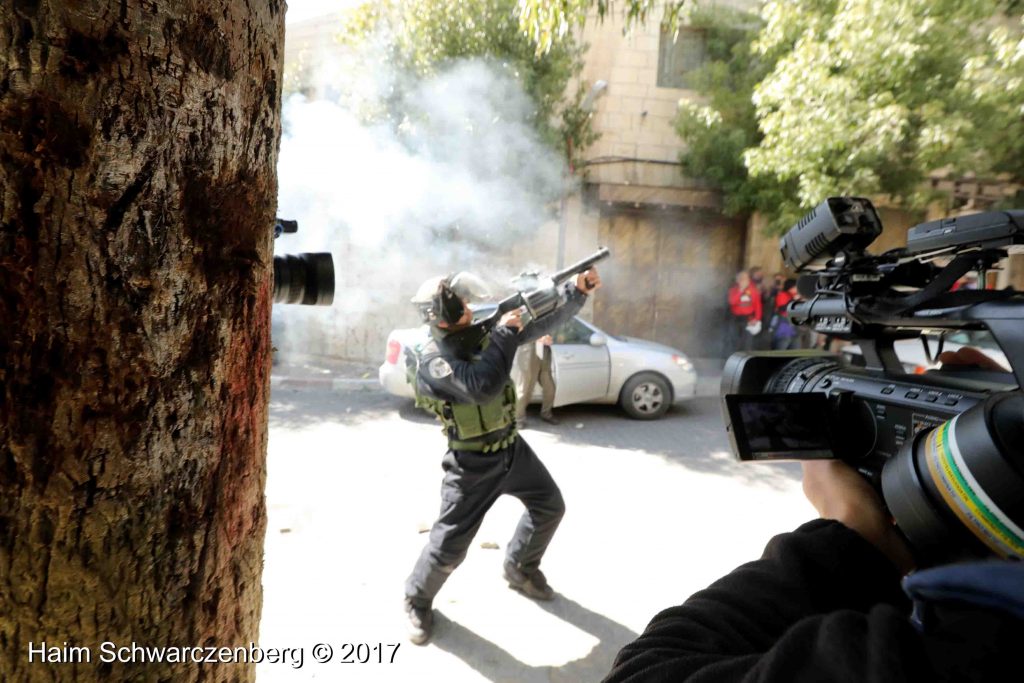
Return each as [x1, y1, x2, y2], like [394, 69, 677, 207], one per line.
[767, 358, 839, 394]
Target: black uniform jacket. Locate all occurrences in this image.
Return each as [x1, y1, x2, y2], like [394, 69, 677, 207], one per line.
[417, 286, 588, 405]
[603, 519, 1024, 683]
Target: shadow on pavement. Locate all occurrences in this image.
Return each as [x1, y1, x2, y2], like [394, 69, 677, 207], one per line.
[519, 397, 802, 491]
[431, 594, 638, 683]
[269, 385, 800, 491]
[397, 398, 438, 424]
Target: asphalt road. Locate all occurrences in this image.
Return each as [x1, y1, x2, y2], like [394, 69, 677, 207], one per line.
[256, 379, 815, 682]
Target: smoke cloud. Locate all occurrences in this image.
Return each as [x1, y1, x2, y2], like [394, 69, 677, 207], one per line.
[273, 29, 568, 364]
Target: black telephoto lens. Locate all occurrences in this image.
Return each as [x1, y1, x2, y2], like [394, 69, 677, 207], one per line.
[273, 253, 335, 306]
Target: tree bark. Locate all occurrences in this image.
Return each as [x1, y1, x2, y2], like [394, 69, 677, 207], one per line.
[0, 1, 283, 680]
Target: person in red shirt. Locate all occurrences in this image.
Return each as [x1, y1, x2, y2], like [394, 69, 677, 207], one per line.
[727, 270, 762, 352]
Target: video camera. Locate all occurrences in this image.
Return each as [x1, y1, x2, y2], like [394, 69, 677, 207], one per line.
[721, 197, 1024, 565]
[272, 218, 334, 306]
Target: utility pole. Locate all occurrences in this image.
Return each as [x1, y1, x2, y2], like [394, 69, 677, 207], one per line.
[557, 80, 607, 269]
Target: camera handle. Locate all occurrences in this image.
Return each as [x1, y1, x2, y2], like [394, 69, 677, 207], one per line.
[854, 250, 1024, 386]
[858, 337, 905, 376]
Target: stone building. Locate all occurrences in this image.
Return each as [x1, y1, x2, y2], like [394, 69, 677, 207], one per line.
[551, 1, 756, 366]
[276, 2, 761, 365]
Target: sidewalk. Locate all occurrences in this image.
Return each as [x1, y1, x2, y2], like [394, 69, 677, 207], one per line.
[270, 353, 380, 390]
[260, 363, 812, 682]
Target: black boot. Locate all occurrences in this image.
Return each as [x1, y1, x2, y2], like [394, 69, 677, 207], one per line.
[404, 598, 434, 645]
[503, 561, 555, 601]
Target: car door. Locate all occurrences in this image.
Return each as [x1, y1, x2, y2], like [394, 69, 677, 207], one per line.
[548, 317, 611, 407]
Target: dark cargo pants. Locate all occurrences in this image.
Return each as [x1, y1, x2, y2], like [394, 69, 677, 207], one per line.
[405, 435, 565, 608]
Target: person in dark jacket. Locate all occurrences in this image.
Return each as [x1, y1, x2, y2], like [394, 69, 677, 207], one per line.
[602, 458, 1024, 682]
[770, 278, 800, 350]
[403, 267, 601, 645]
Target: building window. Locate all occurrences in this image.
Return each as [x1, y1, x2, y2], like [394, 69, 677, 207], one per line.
[656, 26, 707, 89]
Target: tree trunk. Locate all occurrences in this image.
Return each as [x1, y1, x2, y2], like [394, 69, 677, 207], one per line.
[0, 1, 283, 680]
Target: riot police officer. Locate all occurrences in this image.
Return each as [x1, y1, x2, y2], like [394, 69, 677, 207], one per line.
[403, 267, 602, 645]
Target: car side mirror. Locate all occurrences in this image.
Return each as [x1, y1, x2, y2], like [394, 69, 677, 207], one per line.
[589, 333, 607, 347]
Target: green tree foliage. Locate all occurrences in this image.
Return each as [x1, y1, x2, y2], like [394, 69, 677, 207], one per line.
[521, 0, 1024, 233]
[672, 7, 791, 219]
[342, 0, 596, 166]
[519, 0, 681, 54]
[746, 0, 1024, 230]
[955, 10, 1024, 178]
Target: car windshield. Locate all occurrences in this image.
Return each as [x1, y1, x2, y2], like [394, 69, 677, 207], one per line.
[552, 318, 593, 344]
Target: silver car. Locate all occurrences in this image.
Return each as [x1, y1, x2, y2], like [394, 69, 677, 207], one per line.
[378, 307, 697, 419]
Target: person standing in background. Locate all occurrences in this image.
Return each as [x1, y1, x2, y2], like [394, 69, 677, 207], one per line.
[510, 271, 558, 427]
[748, 266, 765, 290]
[515, 334, 557, 427]
[771, 278, 801, 350]
[758, 272, 784, 349]
[747, 267, 768, 349]
[727, 270, 761, 353]
[766, 273, 784, 311]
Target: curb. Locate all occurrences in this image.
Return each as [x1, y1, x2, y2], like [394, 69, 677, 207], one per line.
[270, 375, 380, 391]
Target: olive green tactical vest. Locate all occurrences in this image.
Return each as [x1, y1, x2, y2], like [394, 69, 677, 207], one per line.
[407, 340, 517, 452]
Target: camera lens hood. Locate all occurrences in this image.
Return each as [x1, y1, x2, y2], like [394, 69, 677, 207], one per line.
[883, 392, 1024, 562]
[273, 252, 335, 306]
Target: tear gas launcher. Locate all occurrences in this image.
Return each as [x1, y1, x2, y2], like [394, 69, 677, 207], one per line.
[478, 246, 610, 332]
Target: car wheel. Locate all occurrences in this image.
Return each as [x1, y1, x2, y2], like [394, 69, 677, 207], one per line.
[620, 372, 671, 420]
